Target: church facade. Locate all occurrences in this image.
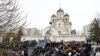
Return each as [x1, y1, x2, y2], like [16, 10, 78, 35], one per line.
[42, 8, 71, 37]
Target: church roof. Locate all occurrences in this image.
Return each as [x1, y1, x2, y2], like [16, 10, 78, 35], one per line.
[57, 8, 64, 12]
[51, 14, 56, 17]
[45, 28, 51, 34]
[64, 13, 69, 16]
[46, 30, 50, 34]
[70, 22, 72, 25]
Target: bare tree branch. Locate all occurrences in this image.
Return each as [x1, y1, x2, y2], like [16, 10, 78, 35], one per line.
[0, 0, 26, 34]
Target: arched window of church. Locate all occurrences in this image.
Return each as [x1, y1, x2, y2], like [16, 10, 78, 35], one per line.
[53, 19, 54, 22]
[66, 28, 68, 31]
[63, 19, 65, 22]
[58, 31, 61, 34]
[66, 18, 67, 22]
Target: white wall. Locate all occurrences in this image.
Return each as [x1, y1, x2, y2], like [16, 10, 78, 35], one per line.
[53, 36, 86, 42]
[21, 35, 45, 42]
[21, 35, 86, 42]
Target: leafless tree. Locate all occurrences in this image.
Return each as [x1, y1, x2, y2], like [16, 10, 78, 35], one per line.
[0, 0, 26, 35]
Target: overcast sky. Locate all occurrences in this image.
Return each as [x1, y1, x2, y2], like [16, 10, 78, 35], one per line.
[19, 0, 100, 31]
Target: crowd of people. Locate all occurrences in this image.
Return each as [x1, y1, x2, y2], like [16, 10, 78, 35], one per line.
[0, 45, 28, 56]
[0, 40, 96, 56]
[0, 41, 30, 56]
[31, 41, 92, 56]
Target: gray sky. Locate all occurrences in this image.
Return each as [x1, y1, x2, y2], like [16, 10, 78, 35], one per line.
[19, 0, 100, 31]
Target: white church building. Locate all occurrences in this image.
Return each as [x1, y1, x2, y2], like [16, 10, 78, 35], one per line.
[21, 8, 86, 42]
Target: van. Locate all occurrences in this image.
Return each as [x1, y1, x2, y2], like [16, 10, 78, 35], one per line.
[35, 40, 50, 52]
